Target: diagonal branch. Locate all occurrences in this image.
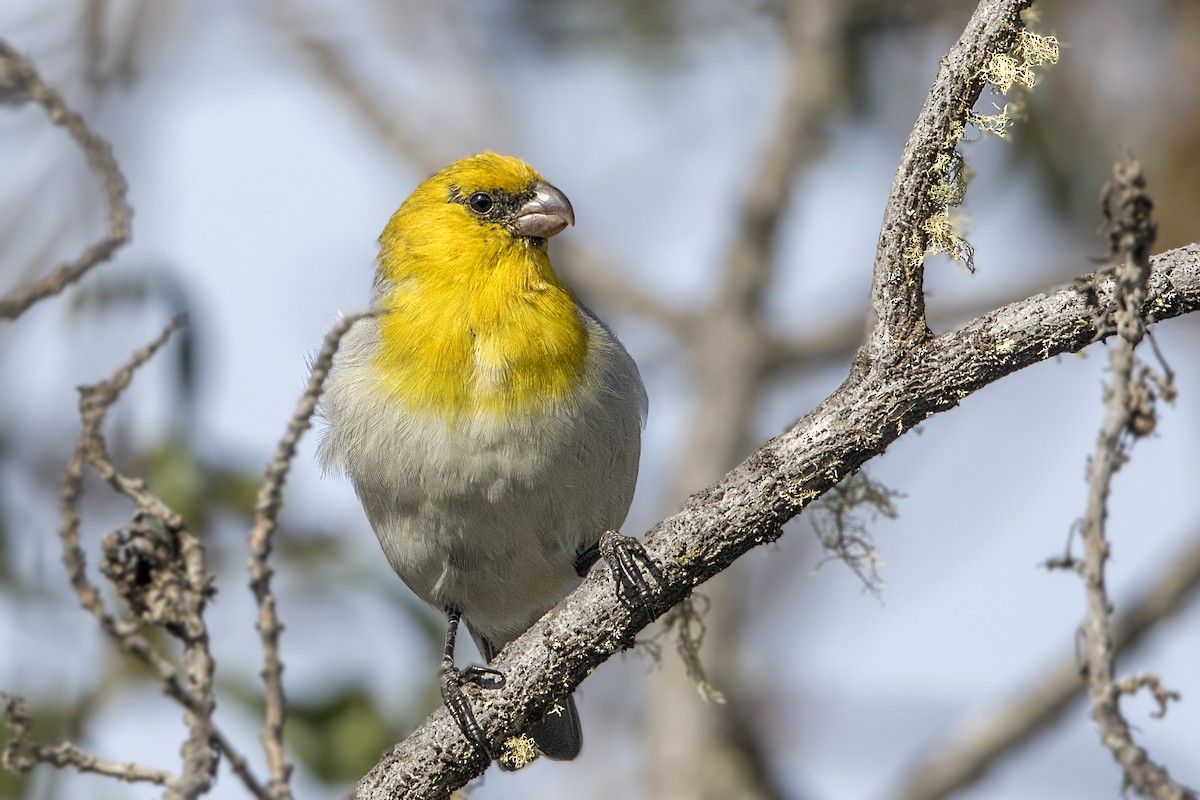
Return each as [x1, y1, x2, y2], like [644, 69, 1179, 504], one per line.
[354, 246, 1200, 799]
[0, 39, 132, 321]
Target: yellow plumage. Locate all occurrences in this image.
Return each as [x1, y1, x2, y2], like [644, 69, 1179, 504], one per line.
[373, 153, 588, 418]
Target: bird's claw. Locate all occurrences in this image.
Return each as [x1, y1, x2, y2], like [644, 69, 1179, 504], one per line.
[598, 529, 665, 620]
[440, 661, 506, 757]
[460, 664, 506, 690]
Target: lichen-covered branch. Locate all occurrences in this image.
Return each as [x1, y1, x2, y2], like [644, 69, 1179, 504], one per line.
[868, 0, 1035, 351]
[354, 245, 1200, 799]
[0, 39, 132, 320]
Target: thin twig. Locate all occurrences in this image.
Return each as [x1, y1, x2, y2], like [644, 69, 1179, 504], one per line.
[64, 316, 224, 800]
[2, 694, 175, 788]
[0, 39, 132, 320]
[1075, 157, 1193, 799]
[249, 311, 373, 800]
[59, 318, 188, 683]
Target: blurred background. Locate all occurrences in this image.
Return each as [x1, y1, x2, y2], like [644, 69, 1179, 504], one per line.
[1, 1, 1199, 798]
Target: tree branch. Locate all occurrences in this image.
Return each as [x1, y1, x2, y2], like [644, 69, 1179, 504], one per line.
[34, 316, 270, 800]
[868, 0, 1033, 351]
[354, 246, 1200, 799]
[0, 38, 132, 321]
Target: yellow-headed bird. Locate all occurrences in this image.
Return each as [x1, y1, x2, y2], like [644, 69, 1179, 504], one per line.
[318, 153, 657, 764]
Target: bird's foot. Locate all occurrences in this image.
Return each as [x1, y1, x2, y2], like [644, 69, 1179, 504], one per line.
[439, 661, 506, 757]
[593, 529, 665, 620]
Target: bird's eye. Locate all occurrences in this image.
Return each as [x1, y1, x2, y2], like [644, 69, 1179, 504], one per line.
[468, 192, 493, 214]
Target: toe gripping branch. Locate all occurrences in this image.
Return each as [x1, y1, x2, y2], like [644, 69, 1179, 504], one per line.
[576, 530, 667, 621]
[440, 608, 505, 758]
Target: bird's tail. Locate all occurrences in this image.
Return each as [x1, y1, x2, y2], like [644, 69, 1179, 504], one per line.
[469, 621, 583, 764]
[525, 694, 582, 762]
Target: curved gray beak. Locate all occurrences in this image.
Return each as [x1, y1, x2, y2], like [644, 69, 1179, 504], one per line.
[511, 182, 575, 239]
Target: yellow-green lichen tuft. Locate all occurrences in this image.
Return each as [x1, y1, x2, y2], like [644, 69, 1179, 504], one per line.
[980, 30, 1059, 95]
[923, 209, 976, 272]
[499, 735, 539, 770]
[909, 17, 1059, 274]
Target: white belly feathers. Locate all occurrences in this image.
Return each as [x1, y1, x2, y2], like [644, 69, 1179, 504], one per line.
[317, 311, 645, 647]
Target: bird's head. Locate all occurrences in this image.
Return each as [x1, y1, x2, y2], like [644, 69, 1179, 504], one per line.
[368, 154, 588, 414]
[376, 153, 575, 286]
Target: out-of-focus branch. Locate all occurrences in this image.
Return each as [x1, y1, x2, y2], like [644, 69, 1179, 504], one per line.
[1069, 158, 1193, 799]
[646, 0, 852, 797]
[0, 39, 132, 321]
[81, 0, 153, 87]
[557, 241, 695, 334]
[2, 694, 174, 788]
[276, 8, 678, 342]
[282, 20, 445, 174]
[248, 311, 373, 800]
[1, 316, 270, 800]
[896, 530, 1200, 800]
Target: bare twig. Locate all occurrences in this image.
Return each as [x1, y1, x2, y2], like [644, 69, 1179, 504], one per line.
[71, 316, 222, 799]
[59, 320, 187, 678]
[1074, 157, 1193, 799]
[248, 311, 373, 800]
[0, 39, 132, 320]
[896, 530, 1200, 800]
[2, 694, 174, 788]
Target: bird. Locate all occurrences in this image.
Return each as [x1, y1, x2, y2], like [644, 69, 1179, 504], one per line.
[317, 153, 660, 765]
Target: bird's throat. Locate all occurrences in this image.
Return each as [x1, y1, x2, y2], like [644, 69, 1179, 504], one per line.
[373, 248, 588, 419]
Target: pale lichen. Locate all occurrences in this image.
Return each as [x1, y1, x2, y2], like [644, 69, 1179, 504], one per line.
[907, 16, 1060, 274]
[498, 735, 539, 771]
